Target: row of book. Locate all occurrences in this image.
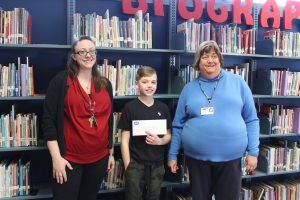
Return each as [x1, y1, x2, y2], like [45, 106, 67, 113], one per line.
[172, 179, 300, 200]
[258, 140, 300, 174]
[175, 64, 198, 85]
[0, 57, 35, 97]
[256, 69, 300, 97]
[0, 8, 31, 44]
[264, 29, 300, 57]
[177, 20, 256, 54]
[112, 112, 121, 144]
[73, 10, 152, 49]
[0, 105, 38, 148]
[241, 179, 300, 200]
[258, 106, 300, 135]
[100, 159, 124, 190]
[98, 59, 142, 96]
[0, 158, 30, 198]
[175, 63, 250, 85]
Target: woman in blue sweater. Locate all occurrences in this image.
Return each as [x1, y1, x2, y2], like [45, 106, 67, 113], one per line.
[168, 40, 259, 200]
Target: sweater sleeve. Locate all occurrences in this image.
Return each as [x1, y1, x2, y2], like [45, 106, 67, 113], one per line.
[168, 87, 188, 161]
[42, 74, 61, 141]
[105, 79, 114, 149]
[241, 82, 260, 157]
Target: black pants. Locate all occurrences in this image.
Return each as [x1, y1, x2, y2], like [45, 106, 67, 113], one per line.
[125, 159, 165, 200]
[186, 156, 241, 200]
[52, 155, 108, 200]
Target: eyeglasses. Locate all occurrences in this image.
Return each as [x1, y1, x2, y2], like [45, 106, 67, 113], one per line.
[74, 49, 97, 57]
[201, 55, 219, 61]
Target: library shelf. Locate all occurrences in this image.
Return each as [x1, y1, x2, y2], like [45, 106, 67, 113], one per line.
[0, 146, 47, 152]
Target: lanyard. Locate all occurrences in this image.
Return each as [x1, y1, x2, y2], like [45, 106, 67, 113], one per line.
[198, 72, 221, 106]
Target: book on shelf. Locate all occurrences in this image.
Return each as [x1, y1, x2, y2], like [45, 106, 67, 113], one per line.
[225, 62, 250, 84]
[177, 20, 256, 54]
[112, 112, 121, 144]
[241, 179, 300, 200]
[0, 104, 38, 148]
[240, 187, 252, 200]
[0, 158, 30, 198]
[97, 59, 142, 96]
[253, 68, 300, 96]
[250, 185, 264, 200]
[73, 9, 152, 49]
[258, 138, 300, 173]
[0, 57, 35, 97]
[258, 104, 296, 135]
[263, 29, 300, 57]
[100, 159, 124, 190]
[0, 8, 31, 44]
[293, 108, 300, 133]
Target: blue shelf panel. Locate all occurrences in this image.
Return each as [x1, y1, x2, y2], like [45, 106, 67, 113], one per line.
[0, 44, 71, 50]
[253, 95, 300, 99]
[0, 183, 52, 200]
[99, 188, 125, 194]
[0, 44, 185, 54]
[243, 169, 300, 179]
[0, 96, 45, 101]
[260, 133, 300, 138]
[0, 146, 47, 152]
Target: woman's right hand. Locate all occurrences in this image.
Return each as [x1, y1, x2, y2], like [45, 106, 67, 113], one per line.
[168, 160, 178, 173]
[52, 156, 73, 184]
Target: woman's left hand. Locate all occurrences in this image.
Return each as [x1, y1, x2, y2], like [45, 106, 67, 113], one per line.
[107, 154, 115, 172]
[245, 155, 257, 173]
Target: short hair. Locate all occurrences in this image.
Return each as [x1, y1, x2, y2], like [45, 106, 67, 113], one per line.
[192, 40, 224, 70]
[136, 66, 157, 81]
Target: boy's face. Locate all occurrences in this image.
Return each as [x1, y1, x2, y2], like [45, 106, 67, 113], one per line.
[136, 74, 157, 97]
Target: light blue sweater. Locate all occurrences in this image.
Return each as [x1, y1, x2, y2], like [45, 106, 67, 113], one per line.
[168, 69, 259, 162]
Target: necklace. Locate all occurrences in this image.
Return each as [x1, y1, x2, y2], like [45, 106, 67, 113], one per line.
[198, 72, 221, 106]
[88, 97, 97, 128]
[85, 85, 90, 93]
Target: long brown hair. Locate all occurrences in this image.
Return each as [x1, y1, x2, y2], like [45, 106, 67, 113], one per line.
[67, 36, 107, 91]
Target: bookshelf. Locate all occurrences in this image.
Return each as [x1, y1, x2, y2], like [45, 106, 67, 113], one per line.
[1, 0, 300, 199]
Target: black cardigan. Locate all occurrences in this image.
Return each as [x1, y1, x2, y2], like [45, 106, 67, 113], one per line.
[42, 71, 114, 155]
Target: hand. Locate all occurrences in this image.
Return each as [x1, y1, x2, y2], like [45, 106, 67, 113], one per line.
[145, 131, 162, 145]
[168, 160, 178, 173]
[52, 156, 73, 184]
[107, 154, 115, 172]
[245, 155, 257, 173]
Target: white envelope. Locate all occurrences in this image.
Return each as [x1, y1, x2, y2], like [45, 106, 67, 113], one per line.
[132, 119, 167, 136]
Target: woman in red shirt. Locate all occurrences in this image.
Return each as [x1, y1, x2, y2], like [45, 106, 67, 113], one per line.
[43, 36, 115, 200]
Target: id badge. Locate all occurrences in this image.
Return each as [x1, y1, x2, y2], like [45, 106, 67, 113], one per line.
[201, 107, 214, 115]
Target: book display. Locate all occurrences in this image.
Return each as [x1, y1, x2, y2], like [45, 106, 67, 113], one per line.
[1, 0, 300, 199]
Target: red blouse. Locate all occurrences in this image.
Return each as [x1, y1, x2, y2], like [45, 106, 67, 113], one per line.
[63, 75, 111, 163]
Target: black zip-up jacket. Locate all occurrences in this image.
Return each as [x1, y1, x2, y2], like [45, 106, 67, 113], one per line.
[42, 71, 113, 155]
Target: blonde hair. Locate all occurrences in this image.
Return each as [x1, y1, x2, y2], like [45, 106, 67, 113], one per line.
[136, 66, 157, 81]
[192, 40, 224, 70]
